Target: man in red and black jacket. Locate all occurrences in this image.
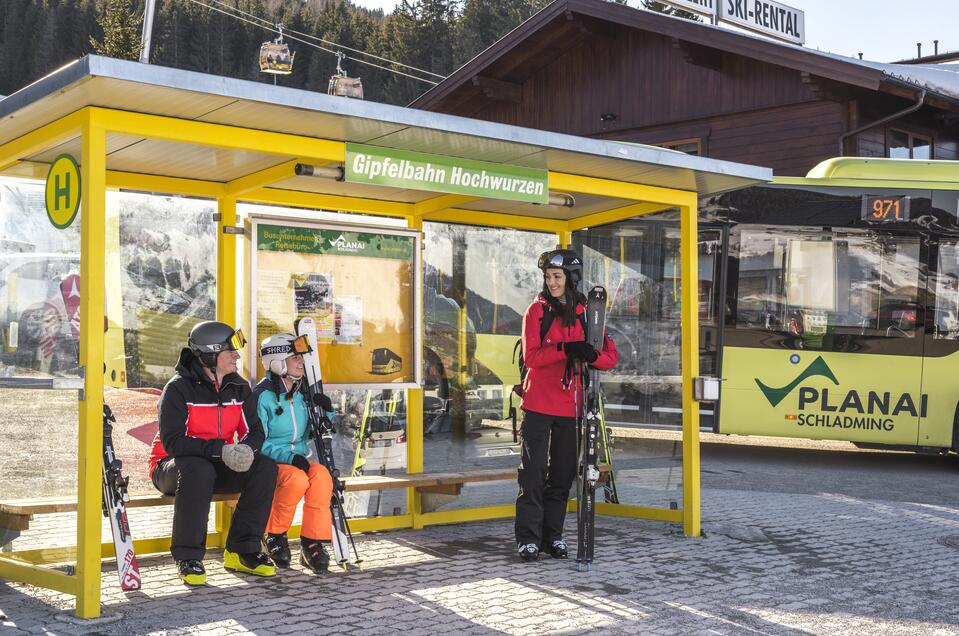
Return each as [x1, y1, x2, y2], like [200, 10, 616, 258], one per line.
[148, 321, 277, 585]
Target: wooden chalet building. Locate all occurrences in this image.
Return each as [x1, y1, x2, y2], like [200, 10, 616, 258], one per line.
[412, 0, 959, 176]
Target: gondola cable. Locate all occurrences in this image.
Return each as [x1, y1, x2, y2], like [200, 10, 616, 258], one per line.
[185, 0, 440, 85]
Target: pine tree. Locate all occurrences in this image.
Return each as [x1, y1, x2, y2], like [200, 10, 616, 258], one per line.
[381, 0, 457, 105]
[90, 0, 142, 60]
[455, 0, 515, 67]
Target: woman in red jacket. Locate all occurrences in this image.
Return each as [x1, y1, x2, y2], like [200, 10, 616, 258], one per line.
[515, 249, 618, 562]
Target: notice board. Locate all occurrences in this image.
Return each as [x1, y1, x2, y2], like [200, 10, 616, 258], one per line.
[248, 218, 419, 387]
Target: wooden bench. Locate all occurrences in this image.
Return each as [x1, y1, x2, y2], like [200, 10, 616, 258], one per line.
[0, 466, 611, 536]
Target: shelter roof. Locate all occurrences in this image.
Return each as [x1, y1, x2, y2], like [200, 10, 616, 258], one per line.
[411, 0, 959, 114]
[0, 55, 767, 222]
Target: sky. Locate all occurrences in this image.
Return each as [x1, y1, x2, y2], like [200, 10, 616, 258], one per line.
[349, 0, 959, 64]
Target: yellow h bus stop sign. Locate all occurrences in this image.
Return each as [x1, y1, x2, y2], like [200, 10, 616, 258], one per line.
[45, 153, 81, 229]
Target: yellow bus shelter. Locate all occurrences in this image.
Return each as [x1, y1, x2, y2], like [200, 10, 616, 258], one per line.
[0, 55, 770, 617]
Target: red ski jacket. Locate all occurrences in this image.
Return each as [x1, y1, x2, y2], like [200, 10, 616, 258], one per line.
[148, 348, 264, 475]
[520, 293, 618, 418]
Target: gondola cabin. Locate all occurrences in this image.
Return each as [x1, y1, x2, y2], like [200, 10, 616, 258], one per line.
[259, 40, 294, 75]
[328, 74, 363, 99]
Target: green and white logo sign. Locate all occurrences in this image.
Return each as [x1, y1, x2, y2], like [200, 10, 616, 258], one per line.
[345, 143, 549, 204]
[257, 225, 414, 260]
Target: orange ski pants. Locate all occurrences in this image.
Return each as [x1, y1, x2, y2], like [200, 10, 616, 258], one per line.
[266, 462, 333, 541]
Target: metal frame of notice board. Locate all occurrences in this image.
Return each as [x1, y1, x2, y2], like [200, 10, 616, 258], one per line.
[246, 214, 422, 390]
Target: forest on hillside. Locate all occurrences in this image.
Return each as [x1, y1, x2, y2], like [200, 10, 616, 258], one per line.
[0, 0, 555, 104]
[0, 0, 691, 104]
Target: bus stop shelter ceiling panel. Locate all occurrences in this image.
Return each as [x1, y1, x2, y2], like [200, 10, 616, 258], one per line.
[104, 139, 289, 183]
[0, 55, 770, 202]
[27, 136, 295, 184]
[460, 193, 629, 218]
[26, 133, 143, 164]
[193, 100, 411, 147]
[267, 176, 443, 204]
[352, 127, 545, 166]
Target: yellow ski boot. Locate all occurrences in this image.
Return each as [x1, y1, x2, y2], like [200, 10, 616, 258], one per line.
[177, 559, 207, 585]
[223, 550, 277, 577]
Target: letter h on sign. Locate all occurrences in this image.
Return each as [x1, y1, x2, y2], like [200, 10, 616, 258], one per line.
[55, 173, 71, 211]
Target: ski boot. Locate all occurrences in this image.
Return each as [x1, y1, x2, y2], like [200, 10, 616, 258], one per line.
[517, 543, 539, 562]
[543, 539, 568, 559]
[177, 559, 206, 585]
[265, 532, 292, 568]
[223, 550, 277, 577]
[299, 538, 330, 573]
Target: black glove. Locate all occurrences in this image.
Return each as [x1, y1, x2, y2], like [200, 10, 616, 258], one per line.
[291, 454, 310, 474]
[312, 393, 333, 412]
[561, 341, 598, 363]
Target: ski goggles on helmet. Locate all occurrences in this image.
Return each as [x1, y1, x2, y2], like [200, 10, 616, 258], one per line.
[259, 334, 311, 358]
[538, 250, 582, 272]
[226, 329, 247, 351]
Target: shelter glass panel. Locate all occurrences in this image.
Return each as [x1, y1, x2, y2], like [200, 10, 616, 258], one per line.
[421, 222, 554, 510]
[573, 214, 717, 510]
[0, 177, 81, 554]
[107, 192, 216, 505]
[0, 179, 81, 378]
[336, 388, 408, 519]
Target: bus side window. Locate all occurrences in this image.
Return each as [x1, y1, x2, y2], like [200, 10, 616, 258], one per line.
[734, 227, 921, 341]
[933, 241, 959, 339]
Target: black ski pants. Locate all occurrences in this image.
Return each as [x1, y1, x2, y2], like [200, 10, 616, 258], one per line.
[152, 454, 277, 561]
[514, 409, 578, 548]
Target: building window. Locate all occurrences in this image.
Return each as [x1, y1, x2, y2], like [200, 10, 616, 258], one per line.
[887, 128, 933, 159]
[657, 138, 701, 156]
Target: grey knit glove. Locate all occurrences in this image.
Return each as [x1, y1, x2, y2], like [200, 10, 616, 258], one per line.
[222, 443, 254, 473]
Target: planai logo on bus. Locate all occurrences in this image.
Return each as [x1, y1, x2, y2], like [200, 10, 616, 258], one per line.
[754, 355, 927, 432]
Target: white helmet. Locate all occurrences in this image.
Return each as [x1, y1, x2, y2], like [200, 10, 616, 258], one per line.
[259, 333, 310, 377]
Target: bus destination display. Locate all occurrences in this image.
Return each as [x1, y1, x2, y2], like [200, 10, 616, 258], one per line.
[861, 195, 910, 223]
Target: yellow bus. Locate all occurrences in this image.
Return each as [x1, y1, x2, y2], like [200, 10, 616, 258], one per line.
[582, 158, 959, 453]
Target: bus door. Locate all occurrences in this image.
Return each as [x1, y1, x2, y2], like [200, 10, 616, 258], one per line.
[919, 236, 959, 449]
[720, 226, 925, 445]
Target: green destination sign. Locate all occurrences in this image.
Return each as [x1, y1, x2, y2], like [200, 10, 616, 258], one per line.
[345, 143, 549, 204]
[257, 225, 414, 260]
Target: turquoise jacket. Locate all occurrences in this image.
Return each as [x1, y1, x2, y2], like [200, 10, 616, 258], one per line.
[253, 373, 331, 465]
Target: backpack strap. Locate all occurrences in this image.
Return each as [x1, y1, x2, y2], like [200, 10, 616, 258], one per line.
[539, 305, 555, 343]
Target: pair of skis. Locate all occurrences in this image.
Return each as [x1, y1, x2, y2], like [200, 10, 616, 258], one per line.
[296, 317, 362, 570]
[576, 285, 608, 572]
[102, 404, 142, 590]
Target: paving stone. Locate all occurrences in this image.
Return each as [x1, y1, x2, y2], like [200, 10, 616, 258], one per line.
[4, 487, 959, 634]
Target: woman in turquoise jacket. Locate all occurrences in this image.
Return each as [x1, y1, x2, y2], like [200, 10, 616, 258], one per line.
[253, 333, 335, 574]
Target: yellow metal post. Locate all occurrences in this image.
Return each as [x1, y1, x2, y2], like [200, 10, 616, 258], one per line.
[407, 387, 424, 529]
[557, 230, 572, 248]
[406, 215, 425, 528]
[679, 195, 701, 537]
[76, 111, 107, 618]
[215, 196, 238, 545]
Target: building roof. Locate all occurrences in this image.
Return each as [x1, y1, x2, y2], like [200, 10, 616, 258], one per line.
[0, 55, 768, 219]
[411, 0, 959, 113]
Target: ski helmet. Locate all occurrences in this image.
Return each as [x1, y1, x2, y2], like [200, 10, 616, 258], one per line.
[538, 249, 583, 289]
[188, 321, 246, 368]
[260, 333, 312, 377]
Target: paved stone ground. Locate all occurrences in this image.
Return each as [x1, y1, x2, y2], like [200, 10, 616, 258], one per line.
[3, 483, 959, 635]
